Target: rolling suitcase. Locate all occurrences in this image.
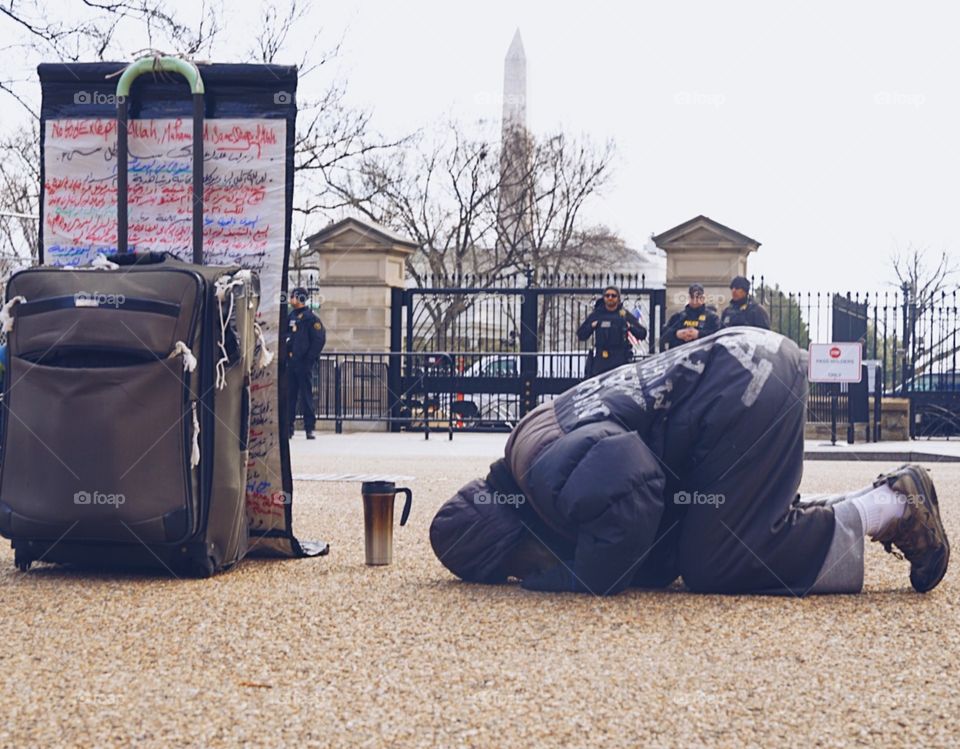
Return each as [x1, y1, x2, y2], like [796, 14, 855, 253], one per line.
[0, 58, 263, 576]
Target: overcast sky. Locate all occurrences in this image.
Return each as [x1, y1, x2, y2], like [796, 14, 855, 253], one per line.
[6, 0, 959, 290]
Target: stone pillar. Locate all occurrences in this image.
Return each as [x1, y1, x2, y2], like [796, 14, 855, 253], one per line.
[306, 218, 416, 352]
[305, 218, 417, 432]
[652, 215, 761, 316]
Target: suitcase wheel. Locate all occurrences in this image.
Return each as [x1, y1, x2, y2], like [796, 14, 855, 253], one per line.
[186, 555, 216, 578]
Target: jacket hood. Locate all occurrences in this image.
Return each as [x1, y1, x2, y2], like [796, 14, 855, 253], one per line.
[430, 478, 526, 583]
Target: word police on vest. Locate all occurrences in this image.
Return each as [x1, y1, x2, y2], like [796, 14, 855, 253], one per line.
[474, 491, 526, 507]
[673, 490, 725, 507]
[74, 490, 126, 507]
[74, 291, 125, 308]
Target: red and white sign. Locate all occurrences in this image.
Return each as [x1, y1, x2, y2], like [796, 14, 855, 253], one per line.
[808, 342, 862, 383]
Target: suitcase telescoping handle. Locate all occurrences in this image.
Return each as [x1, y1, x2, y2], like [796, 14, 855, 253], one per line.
[115, 57, 205, 264]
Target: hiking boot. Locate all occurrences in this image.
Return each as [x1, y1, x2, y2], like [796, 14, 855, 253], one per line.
[872, 464, 950, 593]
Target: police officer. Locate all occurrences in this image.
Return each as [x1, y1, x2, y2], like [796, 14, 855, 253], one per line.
[721, 276, 770, 330]
[286, 287, 326, 439]
[662, 283, 720, 350]
[576, 286, 647, 376]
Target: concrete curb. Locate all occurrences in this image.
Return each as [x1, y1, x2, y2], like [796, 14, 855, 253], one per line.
[804, 451, 960, 463]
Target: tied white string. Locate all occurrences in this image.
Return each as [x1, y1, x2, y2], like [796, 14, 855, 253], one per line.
[90, 254, 120, 270]
[61, 253, 120, 271]
[213, 272, 252, 389]
[190, 401, 201, 468]
[0, 296, 25, 333]
[254, 321, 274, 368]
[168, 341, 197, 372]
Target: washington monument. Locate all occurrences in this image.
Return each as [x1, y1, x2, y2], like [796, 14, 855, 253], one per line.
[498, 29, 533, 252]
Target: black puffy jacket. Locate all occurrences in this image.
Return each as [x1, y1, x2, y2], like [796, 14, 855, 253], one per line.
[430, 328, 807, 595]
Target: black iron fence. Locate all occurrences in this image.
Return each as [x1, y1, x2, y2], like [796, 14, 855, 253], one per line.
[299, 273, 960, 438]
[312, 352, 455, 439]
[393, 272, 665, 424]
[754, 278, 959, 436]
[311, 350, 611, 435]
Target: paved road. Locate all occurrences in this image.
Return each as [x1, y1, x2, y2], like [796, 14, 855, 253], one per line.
[0, 437, 955, 747]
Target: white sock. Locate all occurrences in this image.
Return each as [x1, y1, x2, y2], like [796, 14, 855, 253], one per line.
[850, 484, 907, 537]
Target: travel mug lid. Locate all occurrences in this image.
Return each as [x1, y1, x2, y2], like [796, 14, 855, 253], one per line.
[362, 480, 395, 494]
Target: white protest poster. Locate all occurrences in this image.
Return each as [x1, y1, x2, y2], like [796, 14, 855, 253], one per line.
[42, 116, 300, 556]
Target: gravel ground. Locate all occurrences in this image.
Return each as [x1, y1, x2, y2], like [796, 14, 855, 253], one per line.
[0, 437, 957, 748]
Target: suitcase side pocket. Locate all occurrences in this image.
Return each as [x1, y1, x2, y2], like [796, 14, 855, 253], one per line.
[0, 355, 195, 545]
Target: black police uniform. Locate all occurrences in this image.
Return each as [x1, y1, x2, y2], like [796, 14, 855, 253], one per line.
[662, 304, 720, 349]
[286, 305, 327, 435]
[721, 297, 770, 330]
[576, 299, 647, 376]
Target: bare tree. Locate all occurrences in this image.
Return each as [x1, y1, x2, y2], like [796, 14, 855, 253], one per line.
[892, 246, 959, 305]
[0, 124, 39, 274]
[249, 0, 309, 67]
[0, 0, 403, 275]
[0, 1, 222, 71]
[321, 121, 512, 348]
[331, 122, 505, 281]
[892, 246, 960, 377]
[241, 1, 409, 254]
[321, 117, 620, 348]
[0, 0, 224, 270]
[519, 132, 616, 278]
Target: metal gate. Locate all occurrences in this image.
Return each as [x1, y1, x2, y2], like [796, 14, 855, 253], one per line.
[310, 276, 958, 437]
[389, 273, 665, 431]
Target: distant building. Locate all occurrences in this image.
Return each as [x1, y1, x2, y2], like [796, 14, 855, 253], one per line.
[603, 236, 667, 287]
